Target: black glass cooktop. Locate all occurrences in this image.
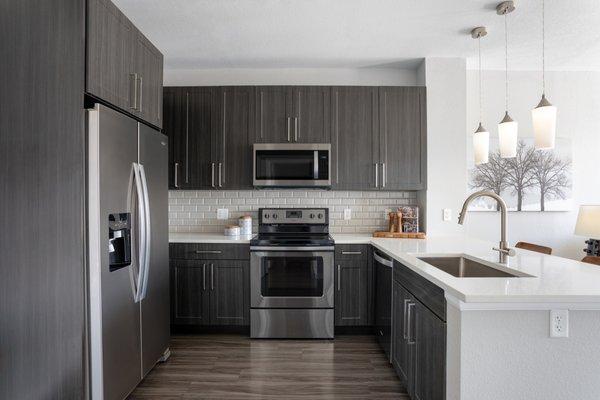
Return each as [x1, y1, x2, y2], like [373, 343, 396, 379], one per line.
[250, 234, 335, 247]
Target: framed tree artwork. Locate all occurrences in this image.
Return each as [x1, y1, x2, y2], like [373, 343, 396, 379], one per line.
[468, 138, 572, 212]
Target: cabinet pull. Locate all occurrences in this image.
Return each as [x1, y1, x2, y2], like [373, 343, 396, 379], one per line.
[403, 298, 410, 340]
[194, 250, 222, 254]
[129, 73, 138, 110]
[137, 75, 143, 113]
[185, 92, 189, 183]
[287, 117, 291, 142]
[407, 302, 416, 344]
[341, 251, 362, 255]
[211, 163, 215, 188]
[374, 163, 379, 188]
[211, 264, 214, 291]
[337, 265, 341, 291]
[218, 162, 222, 188]
[174, 163, 179, 188]
[294, 117, 298, 141]
[382, 162, 386, 188]
[202, 264, 206, 291]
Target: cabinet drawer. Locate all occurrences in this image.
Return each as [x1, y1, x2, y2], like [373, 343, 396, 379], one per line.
[170, 243, 250, 260]
[335, 245, 369, 260]
[394, 260, 446, 321]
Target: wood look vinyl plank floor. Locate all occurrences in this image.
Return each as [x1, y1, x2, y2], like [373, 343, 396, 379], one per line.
[128, 334, 409, 400]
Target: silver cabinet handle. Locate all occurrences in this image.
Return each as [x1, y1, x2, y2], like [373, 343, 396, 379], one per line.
[129, 73, 138, 111]
[337, 265, 341, 291]
[287, 117, 291, 142]
[403, 298, 410, 340]
[294, 117, 298, 141]
[374, 163, 379, 188]
[218, 162, 222, 188]
[194, 250, 222, 254]
[211, 163, 215, 188]
[174, 163, 179, 188]
[185, 92, 189, 183]
[407, 302, 416, 344]
[137, 75, 143, 113]
[382, 162, 386, 188]
[211, 264, 214, 291]
[341, 251, 362, 255]
[202, 264, 206, 291]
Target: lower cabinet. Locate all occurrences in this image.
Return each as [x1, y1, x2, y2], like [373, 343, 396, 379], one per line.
[335, 245, 371, 326]
[170, 258, 249, 326]
[392, 271, 446, 400]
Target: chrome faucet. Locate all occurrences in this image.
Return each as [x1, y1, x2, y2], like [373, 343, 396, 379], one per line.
[458, 190, 516, 263]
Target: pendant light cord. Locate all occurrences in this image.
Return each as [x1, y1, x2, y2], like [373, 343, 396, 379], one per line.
[504, 13, 509, 112]
[478, 36, 483, 123]
[542, 0, 546, 95]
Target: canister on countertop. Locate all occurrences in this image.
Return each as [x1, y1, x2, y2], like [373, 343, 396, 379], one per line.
[224, 225, 241, 236]
[239, 215, 252, 235]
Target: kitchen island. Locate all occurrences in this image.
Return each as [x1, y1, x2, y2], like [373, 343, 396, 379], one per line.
[170, 232, 600, 400]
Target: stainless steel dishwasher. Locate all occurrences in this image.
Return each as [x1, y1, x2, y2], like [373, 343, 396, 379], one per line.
[374, 250, 393, 362]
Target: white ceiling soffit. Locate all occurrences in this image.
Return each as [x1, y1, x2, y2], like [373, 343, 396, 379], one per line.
[113, 0, 600, 71]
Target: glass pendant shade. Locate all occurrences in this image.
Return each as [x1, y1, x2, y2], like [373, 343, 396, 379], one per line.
[532, 94, 557, 149]
[473, 123, 490, 165]
[498, 112, 518, 158]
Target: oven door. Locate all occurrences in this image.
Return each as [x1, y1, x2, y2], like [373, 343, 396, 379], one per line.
[253, 143, 331, 187]
[251, 249, 334, 308]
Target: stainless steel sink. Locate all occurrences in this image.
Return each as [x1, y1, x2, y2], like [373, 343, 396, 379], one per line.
[417, 256, 526, 278]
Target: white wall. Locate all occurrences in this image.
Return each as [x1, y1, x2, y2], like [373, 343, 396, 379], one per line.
[420, 58, 468, 235]
[466, 70, 600, 258]
[164, 67, 418, 86]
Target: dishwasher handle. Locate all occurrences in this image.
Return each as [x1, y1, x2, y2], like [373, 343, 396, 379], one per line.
[373, 252, 393, 268]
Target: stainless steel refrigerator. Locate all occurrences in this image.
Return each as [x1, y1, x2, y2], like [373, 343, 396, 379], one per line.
[87, 104, 170, 400]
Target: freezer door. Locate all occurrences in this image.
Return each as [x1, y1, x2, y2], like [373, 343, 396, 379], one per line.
[138, 122, 170, 375]
[88, 104, 143, 400]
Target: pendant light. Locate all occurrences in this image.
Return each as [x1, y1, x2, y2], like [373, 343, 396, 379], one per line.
[471, 26, 489, 165]
[532, 0, 557, 149]
[497, 1, 518, 158]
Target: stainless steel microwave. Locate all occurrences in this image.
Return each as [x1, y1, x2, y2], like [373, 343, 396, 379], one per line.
[253, 143, 331, 188]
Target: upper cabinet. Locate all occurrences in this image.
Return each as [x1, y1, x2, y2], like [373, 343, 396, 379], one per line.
[255, 86, 330, 143]
[87, 0, 163, 128]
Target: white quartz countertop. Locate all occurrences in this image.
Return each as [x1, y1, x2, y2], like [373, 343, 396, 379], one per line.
[169, 232, 600, 304]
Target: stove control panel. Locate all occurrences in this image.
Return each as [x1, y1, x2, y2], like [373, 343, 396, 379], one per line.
[260, 208, 328, 224]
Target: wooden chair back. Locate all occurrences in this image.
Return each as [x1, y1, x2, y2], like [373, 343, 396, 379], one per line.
[515, 242, 553, 255]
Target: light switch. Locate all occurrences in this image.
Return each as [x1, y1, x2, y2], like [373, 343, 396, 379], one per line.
[443, 208, 452, 221]
[217, 208, 229, 220]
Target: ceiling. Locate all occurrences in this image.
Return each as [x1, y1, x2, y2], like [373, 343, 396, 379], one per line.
[113, 0, 600, 71]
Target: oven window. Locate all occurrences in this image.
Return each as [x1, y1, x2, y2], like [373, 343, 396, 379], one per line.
[261, 256, 323, 297]
[255, 150, 318, 180]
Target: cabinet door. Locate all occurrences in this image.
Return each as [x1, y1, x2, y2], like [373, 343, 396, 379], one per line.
[188, 87, 217, 189]
[379, 87, 426, 190]
[292, 86, 330, 143]
[87, 0, 134, 111]
[392, 281, 414, 388]
[170, 260, 210, 325]
[215, 86, 255, 189]
[209, 260, 249, 326]
[331, 87, 379, 190]
[414, 302, 446, 400]
[255, 86, 292, 143]
[335, 258, 369, 326]
[134, 32, 163, 127]
[375, 261, 392, 359]
[164, 87, 187, 189]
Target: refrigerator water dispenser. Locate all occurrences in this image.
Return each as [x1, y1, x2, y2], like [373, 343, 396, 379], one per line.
[108, 213, 131, 271]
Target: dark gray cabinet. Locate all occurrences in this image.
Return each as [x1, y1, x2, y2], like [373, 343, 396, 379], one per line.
[292, 86, 331, 143]
[378, 87, 426, 190]
[215, 86, 255, 189]
[87, 0, 163, 127]
[164, 87, 188, 189]
[414, 302, 446, 400]
[392, 280, 414, 392]
[255, 86, 290, 142]
[335, 245, 370, 326]
[170, 244, 250, 327]
[188, 87, 217, 188]
[331, 87, 379, 190]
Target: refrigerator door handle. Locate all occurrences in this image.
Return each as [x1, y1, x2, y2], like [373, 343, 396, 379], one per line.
[131, 162, 147, 303]
[138, 163, 152, 301]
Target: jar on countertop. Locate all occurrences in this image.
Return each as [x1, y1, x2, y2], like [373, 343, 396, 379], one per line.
[238, 215, 252, 235]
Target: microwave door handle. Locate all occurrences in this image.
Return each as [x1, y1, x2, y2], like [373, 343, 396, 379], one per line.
[287, 117, 291, 142]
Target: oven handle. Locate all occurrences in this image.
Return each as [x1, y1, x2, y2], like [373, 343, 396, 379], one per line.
[250, 246, 335, 251]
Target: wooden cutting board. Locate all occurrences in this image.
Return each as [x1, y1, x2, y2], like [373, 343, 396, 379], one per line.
[373, 231, 426, 239]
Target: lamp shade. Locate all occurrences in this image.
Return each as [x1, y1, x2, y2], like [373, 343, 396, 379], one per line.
[473, 123, 490, 165]
[498, 112, 518, 158]
[574, 205, 600, 239]
[532, 95, 557, 149]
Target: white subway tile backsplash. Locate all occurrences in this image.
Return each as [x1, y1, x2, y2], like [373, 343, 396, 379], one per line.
[168, 190, 417, 233]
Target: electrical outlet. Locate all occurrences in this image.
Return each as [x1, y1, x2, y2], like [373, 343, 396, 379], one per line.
[443, 208, 452, 221]
[217, 208, 229, 220]
[550, 309, 569, 338]
[344, 208, 352, 220]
